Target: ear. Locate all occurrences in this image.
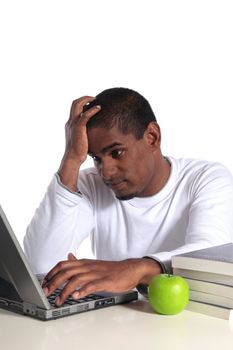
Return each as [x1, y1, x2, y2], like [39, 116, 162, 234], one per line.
[143, 122, 161, 149]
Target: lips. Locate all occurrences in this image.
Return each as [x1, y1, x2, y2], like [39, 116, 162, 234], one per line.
[104, 179, 126, 190]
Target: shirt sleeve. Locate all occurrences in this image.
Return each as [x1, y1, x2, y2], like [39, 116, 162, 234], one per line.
[146, 163, 233, 274]
[23, 174, 94, 274]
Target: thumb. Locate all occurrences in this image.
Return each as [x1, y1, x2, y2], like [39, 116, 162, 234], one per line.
[68, 252, 78, 261]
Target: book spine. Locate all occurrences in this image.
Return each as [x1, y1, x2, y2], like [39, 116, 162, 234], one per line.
[173, 268, 233, 287]
[189, 290, 233, 309]
[186, 301, 233, 320]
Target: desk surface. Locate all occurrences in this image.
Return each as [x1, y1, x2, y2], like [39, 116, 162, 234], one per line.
[1, 298, 233, 350]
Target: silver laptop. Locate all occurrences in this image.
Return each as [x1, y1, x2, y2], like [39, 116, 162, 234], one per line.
[0, 206, 138, 320]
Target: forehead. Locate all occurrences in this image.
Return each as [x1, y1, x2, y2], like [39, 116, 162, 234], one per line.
[87, 127, 139, 154]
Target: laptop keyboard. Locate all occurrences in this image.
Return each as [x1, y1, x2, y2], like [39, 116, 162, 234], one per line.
[47, 288, 103, 307]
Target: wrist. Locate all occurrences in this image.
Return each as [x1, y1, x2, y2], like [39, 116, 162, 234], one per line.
[58, 158, 82, 192]
[138, 257, 163, 285]
[55, 173, 82, 196]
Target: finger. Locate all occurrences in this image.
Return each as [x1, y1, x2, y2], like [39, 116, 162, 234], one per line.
[78, 105, 101, 125]
[44, 260, 79, 282]
[69, 96, 95, 122]
[55, 272, 99, 306]
[44, 262, 94, 296]
[45, 258, 95, 283]
[74, 279, 107, 299]
[43, 262, 79, 293]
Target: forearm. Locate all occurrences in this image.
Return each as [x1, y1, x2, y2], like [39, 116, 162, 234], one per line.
[147, 243, 216, 275]
[58, 157, 82, 192]
[24, 175, 92, 273]
[148, 167, 233, 273]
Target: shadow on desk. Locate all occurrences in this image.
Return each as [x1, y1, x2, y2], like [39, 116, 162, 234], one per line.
[124, 297, 155, 314]
[0, 307, 24, 319]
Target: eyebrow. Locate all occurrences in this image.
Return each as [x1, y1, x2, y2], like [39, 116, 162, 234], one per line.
[101, 142, 123, 154]
[88, 142, 123, 157]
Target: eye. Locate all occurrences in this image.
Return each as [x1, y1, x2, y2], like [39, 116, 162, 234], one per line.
[92, 155, 101, 163]
[111, 149, 124, 159]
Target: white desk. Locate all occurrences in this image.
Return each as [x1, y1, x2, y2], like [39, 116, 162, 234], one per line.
[1, 298, 233, 350]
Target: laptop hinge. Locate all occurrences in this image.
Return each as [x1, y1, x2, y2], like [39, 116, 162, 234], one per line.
[23, 301, 37, 316]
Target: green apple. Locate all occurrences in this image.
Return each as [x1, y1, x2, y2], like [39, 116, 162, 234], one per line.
[148, 274, 189, 315]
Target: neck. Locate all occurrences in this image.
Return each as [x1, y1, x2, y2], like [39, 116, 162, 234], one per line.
[141, 155, 171, 197]
[157, 156, 171, 191]
[135, 154, 171, 198]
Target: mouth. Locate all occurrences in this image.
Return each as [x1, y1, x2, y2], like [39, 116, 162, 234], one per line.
[104, 180, 127, 191]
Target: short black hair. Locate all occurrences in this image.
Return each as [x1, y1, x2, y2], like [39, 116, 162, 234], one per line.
[85, 87, 157, 139]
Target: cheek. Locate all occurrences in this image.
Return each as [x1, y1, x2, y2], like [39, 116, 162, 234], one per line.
[134, 158, 155, 183]
[127, 163, 149, 185]
[123, 148, 153, 182]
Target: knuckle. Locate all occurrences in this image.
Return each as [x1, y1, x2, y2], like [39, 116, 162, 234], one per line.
[59, 269, 70, 279]
[79, 285, 93, 297]
[57, 261, 66, 269]
[60, 281, 79, 299]
[47, 281, 58, 293]
[59, 286, 71, 299]
[81, 281, 100, 295]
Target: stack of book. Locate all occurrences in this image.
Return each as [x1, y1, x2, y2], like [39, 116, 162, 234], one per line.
[171, 243, 233, 320]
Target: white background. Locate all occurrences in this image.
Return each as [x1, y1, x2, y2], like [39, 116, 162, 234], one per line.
[0, 0, 233, 256]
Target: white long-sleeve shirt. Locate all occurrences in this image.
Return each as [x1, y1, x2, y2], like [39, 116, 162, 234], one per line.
[24, 157, 233, 274]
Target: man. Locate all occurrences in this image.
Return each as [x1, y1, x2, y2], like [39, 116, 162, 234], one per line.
[24, 87, 233, 306]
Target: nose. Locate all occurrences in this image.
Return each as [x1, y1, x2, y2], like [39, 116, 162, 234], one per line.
[98, 158, 117, 180]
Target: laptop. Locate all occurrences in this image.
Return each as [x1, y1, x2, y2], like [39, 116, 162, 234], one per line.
[0, 206, 138, 320]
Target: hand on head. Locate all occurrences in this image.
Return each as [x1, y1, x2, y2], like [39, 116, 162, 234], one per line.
[57, 96, 101, 191]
